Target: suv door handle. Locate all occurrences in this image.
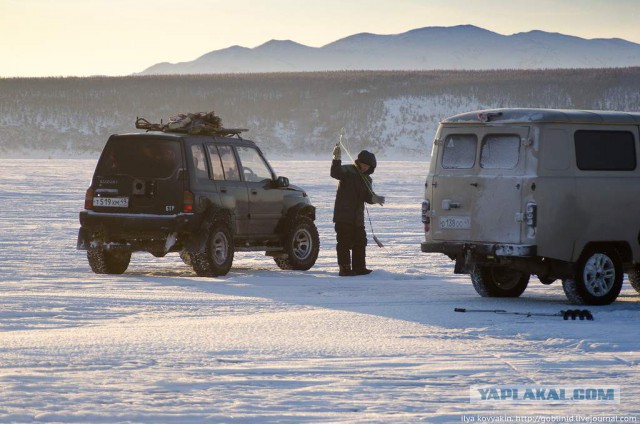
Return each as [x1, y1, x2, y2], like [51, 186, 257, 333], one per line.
[251, 189, 258, 195]
[220, 187, 228, 193]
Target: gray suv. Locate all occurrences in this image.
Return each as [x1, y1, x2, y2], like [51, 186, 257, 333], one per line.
[77, 130, 319, 276]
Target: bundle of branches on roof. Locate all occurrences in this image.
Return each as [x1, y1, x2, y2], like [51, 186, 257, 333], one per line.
[135, 111, 226, 135]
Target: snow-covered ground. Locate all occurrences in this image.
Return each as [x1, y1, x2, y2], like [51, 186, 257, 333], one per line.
[0, 159, 639, 423]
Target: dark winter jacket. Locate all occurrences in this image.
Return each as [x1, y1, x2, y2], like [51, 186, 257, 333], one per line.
[331, 160, 375, 226]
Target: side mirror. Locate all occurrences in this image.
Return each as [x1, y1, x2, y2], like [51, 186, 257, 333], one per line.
[276, 176, 290, 188]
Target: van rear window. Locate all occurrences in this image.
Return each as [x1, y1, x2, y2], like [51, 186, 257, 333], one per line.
[575, 131, 636, 171]
[480, 135, 520, 169]
[442, 134, 477, 169]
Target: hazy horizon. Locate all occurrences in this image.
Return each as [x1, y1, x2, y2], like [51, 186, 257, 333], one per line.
[1, 0, 639, 78]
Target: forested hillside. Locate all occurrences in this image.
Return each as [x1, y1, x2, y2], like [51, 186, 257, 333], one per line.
[1, 68, 639, 158]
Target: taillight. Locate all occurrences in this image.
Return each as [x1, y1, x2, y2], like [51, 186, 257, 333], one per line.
[183, 191, 194, 213]
[84, 187, 94, 210]
[422, 200, 431, 232]
[525, 202, 537, 238]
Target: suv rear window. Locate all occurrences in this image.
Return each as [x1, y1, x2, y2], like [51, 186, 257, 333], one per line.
[575, 130, 636, 171]
[441, 134, 477, 169]
[97, 139, 182, 178]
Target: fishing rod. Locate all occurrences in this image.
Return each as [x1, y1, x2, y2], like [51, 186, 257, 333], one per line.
[336, 129, 384, 248]
[454, 307, 594, 321]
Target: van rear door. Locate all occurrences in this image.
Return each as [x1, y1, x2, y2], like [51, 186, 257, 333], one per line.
[431, 126, 530, 244]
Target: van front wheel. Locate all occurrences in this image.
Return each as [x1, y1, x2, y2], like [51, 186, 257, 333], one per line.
[563, 250, 623, 305]
[470, 265, 530, 297]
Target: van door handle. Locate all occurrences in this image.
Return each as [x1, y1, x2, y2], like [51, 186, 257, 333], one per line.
[442, 200, 461, 210]
[470, 182, 478, 187]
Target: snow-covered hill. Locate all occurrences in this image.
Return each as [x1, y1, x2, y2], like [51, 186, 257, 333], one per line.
[139, 25, 640, 75]
[0, 159, 639, 422]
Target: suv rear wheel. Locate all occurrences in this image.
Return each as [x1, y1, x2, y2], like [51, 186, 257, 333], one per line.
[563, 249, 623, 305]
[274, 217, 319, 270]
[87, 245, 131, 274]
[470, 265, 530, 297]
[190, 222, 234, 277]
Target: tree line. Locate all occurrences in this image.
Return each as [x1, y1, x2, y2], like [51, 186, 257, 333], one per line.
[1, 68, 639, 157]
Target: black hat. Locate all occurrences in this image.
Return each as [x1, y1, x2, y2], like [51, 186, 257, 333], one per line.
[356, 150, 376, 174]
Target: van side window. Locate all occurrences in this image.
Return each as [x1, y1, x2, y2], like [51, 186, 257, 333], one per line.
[190, 144, 209, 180]
[575, 130, 636, 171]
[217, 145, 241, 181]
[480, 135, 520, 169]
[442, 134, 477, 169]
[206, 144, 226, 180]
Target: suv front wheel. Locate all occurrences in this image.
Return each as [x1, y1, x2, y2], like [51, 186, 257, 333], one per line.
[470, 265, 530, 297]
[274, 217, 319, 271]
[191, 222, 234, 277]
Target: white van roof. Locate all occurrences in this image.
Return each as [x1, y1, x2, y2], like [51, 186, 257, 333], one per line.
[443, 108, 640, 125]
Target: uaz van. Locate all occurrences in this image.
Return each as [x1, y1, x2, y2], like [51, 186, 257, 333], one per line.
[421, 108, 640, 305]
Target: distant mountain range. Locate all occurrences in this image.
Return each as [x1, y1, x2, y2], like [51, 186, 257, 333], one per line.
[138, 25, 640, 75]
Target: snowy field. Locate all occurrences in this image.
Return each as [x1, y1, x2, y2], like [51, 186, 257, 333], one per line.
[0, 158, 639, 423]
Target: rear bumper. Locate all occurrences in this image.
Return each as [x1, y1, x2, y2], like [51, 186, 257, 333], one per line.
[421, 241, 536, 257]
[77, 210, 196, 250]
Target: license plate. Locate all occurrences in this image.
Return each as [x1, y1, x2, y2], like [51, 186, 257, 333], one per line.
[439, 216, 471, 229]
[93, 197, 129, 208]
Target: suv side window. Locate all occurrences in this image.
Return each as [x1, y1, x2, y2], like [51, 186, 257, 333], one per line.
[236, 146, 273, 182]
[206, 145, 226, 180]
[191, 144, 209, 180]
[575, 130, 636, 171]
[216, 145, 241, 181]
[480, 135, 520, 169]
[442, 134, 477, 169]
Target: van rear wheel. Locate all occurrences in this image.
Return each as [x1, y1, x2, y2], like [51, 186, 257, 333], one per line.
[563, 249, 623, 305]
[470, 265, 530, 297]
[628, 264, 640, 294]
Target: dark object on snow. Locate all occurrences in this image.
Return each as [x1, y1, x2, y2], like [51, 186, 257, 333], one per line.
[454, 307, 594, 321]
[135, 111, 247, 136]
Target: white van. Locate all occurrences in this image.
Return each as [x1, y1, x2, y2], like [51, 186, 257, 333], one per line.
[421, 108, 640, 305]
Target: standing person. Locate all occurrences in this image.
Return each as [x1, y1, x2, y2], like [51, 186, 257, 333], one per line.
[331, 143, 385, 276]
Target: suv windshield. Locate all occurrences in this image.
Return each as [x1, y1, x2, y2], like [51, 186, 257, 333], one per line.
[96, 139, 182, 178]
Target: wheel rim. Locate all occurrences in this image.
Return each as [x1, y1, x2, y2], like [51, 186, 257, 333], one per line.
[491, 267, 524, 290]
[292, 228, 312, 260]
[583, 253, 616, 296]
[212, 232, 229, 265]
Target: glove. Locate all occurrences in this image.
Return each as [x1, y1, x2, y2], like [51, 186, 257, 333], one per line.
[372, 194, 385, 206]
[332, 144, 341, 160]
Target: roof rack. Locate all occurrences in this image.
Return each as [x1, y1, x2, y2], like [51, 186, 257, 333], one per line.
[135, 112, 248, 137]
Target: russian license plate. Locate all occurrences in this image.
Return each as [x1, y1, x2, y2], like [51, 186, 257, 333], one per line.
[93, 197, 129, 208]
[439, 216, 471, 229]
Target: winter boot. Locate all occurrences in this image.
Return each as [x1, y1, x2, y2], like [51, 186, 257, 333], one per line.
[352, 246, 372, 275]
[337, 247, 355, 276]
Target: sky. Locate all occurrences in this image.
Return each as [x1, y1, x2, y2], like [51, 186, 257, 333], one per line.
[1, 0, 639, 78]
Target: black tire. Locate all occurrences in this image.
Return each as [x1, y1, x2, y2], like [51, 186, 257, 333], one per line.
[628, 264, 640, 294]
[273, 217, 319, 271]
[179, 250, 192, 266]
[87, 245, 131, 274]
[470, 265, 530, 297]
[562, 249, 623, 305]
[190, 222, 234, 277]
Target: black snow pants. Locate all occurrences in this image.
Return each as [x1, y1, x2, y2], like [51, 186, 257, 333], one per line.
[335, 222, 368, 271]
